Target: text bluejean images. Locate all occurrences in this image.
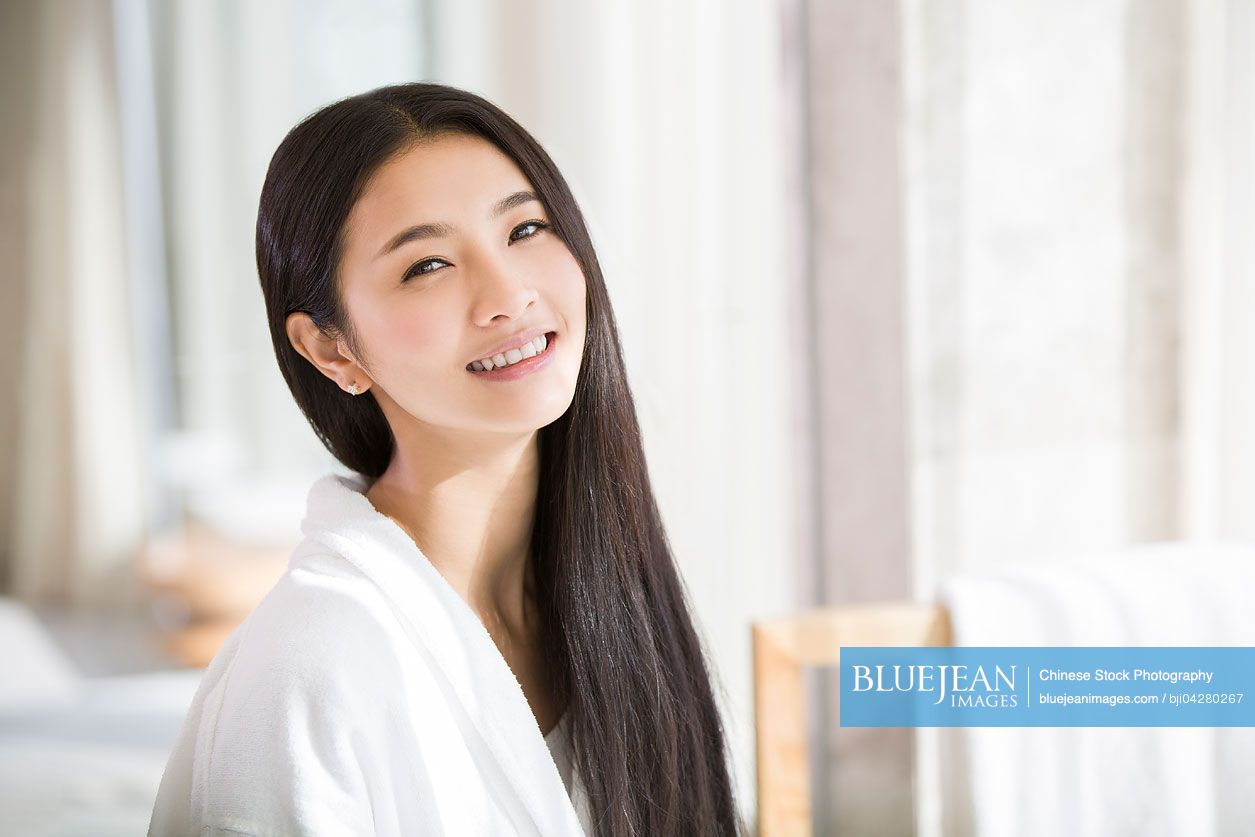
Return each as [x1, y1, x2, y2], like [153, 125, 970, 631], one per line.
[838, 647, 1255, 727]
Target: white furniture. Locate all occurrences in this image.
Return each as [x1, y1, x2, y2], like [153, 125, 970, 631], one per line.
[1, 597, 203, 836]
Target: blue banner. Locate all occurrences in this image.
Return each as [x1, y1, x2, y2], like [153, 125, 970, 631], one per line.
[838, 647, 1255, 727]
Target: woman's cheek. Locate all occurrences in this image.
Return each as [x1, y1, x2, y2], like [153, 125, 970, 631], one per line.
[552, 252, 587, 305]
[380, 308, 444, 369]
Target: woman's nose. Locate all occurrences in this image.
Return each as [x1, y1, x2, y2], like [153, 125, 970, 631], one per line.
[470, 251, 538, 321]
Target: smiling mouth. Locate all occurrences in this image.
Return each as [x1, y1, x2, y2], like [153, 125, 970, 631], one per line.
[466, 331, 557, 374]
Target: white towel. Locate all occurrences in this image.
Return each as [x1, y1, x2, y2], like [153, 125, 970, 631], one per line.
[938, 540, 1255, 837]
[148, 472, 590, 836]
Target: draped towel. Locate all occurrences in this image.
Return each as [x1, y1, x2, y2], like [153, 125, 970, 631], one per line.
[938, 541, 1255, 837]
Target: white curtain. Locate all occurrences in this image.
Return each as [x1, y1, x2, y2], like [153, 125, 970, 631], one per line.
[1, 0, 146, 606]
[896, 1, 1255, 834]
[782, 0, 1255, 832]
[901, 0, 1255, 605]
[151, 0, 428, 542]
[1183, 0, 1255, 542]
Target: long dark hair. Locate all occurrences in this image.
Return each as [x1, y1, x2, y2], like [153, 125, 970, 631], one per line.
[256, 82, 741, 836]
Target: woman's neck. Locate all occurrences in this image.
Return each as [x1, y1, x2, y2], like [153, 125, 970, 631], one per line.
[365, 426, 541, 638]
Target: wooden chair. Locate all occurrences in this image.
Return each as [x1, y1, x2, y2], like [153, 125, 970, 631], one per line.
[752, 602, 954, 836]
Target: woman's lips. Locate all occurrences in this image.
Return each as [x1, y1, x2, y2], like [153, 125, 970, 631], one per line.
[466, 331, 557, 381]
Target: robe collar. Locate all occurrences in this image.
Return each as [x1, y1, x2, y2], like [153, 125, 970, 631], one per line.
[295, 471, 586, 837]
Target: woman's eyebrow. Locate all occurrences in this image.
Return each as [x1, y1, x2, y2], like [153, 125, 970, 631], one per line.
[374, 190, 541, 259]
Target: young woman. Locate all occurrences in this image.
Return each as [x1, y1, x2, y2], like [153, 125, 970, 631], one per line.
[149, 82, 741, 836]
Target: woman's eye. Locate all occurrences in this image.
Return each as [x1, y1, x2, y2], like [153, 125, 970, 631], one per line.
[510, 220, 549, 242]
[402, 258, 448, 282]
[401, 221, 548, 283]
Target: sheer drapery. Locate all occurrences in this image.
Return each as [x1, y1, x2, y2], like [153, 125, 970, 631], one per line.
[790, 0, 1255, 833]
[1, 0, 146, 605]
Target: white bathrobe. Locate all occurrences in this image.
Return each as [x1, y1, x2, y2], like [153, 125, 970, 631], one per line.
[148, 472, 593, 836]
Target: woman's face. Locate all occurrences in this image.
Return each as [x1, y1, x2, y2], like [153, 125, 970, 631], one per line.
[331, 133, 587, 438]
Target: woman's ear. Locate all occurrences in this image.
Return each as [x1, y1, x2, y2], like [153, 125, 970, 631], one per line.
[285, 311, 373, 395]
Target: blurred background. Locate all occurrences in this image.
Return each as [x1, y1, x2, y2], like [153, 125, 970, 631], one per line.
[1, 0, 1252, 834]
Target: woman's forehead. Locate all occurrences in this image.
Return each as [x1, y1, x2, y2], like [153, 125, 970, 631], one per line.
[363, 134, 531, 215]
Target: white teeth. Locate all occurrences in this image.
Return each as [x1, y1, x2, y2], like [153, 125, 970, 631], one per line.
[470, 334, 550, 372]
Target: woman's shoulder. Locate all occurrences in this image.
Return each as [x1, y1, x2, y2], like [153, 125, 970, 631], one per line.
[149, 551, 442, 834]
[167, 546, 432, 768]
[219, 549, 418, 693]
